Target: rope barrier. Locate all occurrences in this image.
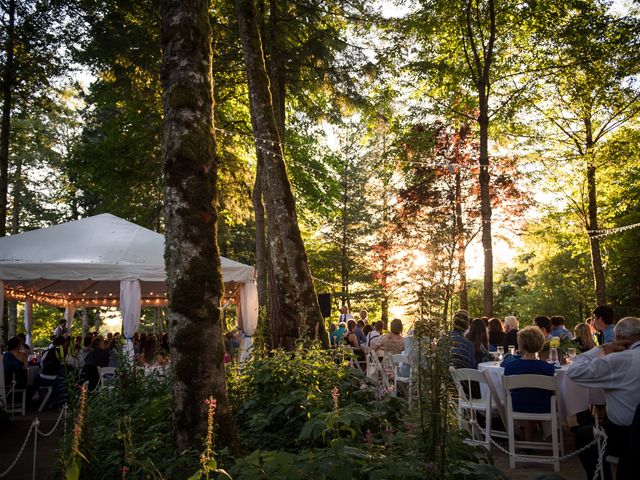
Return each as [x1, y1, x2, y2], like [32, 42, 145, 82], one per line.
[0, 420, 36, 478]
[461, 410, 607, 480]
[0, 405, 68, 479]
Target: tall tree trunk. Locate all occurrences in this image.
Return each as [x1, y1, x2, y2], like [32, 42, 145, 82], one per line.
[478, 95, 493, 317]
[252, 161, 268, 305]
[11, 153, 21, 233]
[159, 0, 238, 454]
[340, 162, 349, 306]
[235, 0, 328, 346]
[0, 0, 16, 237]
[454, 162, 468, 311]
[585, 119, 606, 305]
[267, 227, 299, 349]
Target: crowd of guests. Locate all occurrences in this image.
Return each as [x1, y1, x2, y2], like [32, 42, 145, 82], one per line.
[2, 318, 171, 411]
[448, 307, 639, 480]
[328, 307, 407, 358]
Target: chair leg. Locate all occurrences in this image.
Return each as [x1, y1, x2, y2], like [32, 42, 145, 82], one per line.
[485, 407, 492, 450]
[551, 419, 560, 472]
[38, 386, 53, 412]
[508, 417, 516, 469]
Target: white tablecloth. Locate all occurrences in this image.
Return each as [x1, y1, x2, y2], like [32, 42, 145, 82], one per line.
[478, 361, 606, 421]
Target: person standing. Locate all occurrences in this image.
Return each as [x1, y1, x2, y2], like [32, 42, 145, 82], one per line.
[338, 305, 354, 323]
[53, 319, 69, 338]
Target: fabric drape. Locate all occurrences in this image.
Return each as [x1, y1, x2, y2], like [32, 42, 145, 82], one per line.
[120, 280, 141, 358]
[24, 299, 33, 348]
[65, 306, 75, 334]
[238, 280, 259, 362]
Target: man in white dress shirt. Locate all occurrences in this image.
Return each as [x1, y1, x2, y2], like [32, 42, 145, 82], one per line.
[568, 316, 640, 480]
[338, 305, 353, 323]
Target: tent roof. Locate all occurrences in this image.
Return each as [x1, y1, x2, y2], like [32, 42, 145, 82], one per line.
[0, 213, 254, 285]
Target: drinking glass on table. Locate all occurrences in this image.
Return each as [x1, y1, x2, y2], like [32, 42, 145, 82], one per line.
[567, 347, 577, 364]
[549, 347, 559, 366]
[496, 346, 504, 361]
[508, 345, 516, 356]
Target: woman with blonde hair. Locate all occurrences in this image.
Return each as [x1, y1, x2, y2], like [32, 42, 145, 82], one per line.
[573, 322, 596, 352]
[502, 315, 519, 350]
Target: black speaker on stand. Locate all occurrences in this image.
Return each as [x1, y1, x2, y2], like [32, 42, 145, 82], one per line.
[317, 293, 332, 318]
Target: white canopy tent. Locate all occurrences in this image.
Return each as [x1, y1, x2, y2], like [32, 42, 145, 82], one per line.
[0, 214, 259, 350]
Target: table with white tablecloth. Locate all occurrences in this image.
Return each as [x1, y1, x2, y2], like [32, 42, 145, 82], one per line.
[478, 361, 606, 421]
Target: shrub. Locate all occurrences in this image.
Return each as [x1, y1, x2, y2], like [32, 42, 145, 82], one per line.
[227, 347, 405, 451]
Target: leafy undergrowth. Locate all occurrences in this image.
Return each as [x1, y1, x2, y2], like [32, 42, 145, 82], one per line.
[59, 348, 506, 480]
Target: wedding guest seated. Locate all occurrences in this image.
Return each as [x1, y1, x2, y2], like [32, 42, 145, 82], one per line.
[592, 304, 616, 344]
[330, 322, 346, 346]
[503, 326, 555, 413]
[345, 319, 365, 366]
[466, 318, 492, 364]
[138, 337, 167, 374]
[78, 336, 93, 367]
[533, 316, 553, 340]
[16, 332, 31, 354]
[449, 311, 476, 369]
[3, 336, 28, 388]
[502, 316, 519, 351]
[363, 324, 372, 337]
[40, 336, 68, 407]
[328, 323, 337, 339]
[366, 321, 383, 349]
[354, 320, 367, 345]
[375, 318, 405, 355]
[550, 316, 573, 340]
[83, 337, 110, 390]
[488, 318, 505, 351]
[569, 317, 640, 480]
[344, 320, 360, 349]
[573, 323, 596, 353]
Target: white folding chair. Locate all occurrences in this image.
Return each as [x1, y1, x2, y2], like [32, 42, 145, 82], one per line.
[6, 384, 27, 416]
[391, 354, 412, 399]
[449, 366, 495, 449]
[367, 352, 393, 393]
[98, 366, 117, 388]
[503, 374, 563, 472]
[38, 385, 53, 412]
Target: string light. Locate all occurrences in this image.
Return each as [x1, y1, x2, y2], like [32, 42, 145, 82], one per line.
[588, 221, 640, 240]
[3, 287, 170, 308]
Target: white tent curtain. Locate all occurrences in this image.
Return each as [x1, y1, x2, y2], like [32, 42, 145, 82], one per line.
[240, 280, 258, 336]
[120, 280, 141, 358]
[65, 305, 75, 334]
[24, 299, 33, 348]
[238, 280, 258, 362]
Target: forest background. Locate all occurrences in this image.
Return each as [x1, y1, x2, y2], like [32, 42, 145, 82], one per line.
[0, 0, 639, 344]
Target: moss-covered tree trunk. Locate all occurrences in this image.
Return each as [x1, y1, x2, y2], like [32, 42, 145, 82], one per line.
[236, 0, 328, 347]
[159, 0, 238, 454]
[0, 0, 15, 237]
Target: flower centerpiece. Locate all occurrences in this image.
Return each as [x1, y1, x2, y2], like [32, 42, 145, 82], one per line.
[541, 336, 581, 364]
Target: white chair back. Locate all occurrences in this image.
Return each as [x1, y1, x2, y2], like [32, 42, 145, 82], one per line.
[503, 373, 562, 472]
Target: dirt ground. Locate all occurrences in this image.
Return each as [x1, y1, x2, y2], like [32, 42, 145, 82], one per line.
[0, 407, 65, 480]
